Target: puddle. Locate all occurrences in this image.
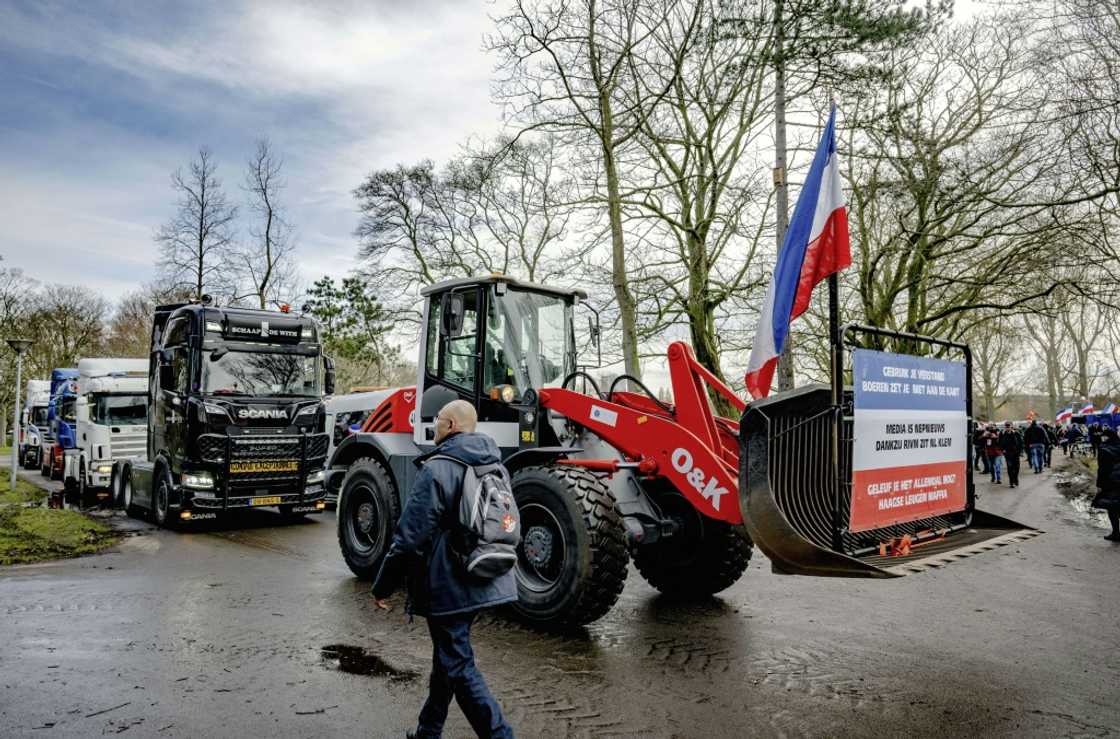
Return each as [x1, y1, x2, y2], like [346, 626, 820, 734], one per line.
[320, 644, 419, 681]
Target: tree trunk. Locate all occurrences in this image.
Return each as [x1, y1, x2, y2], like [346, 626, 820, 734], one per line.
[603, 143, 640, 383]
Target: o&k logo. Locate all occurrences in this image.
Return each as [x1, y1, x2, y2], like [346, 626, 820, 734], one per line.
[670, 447, 727, 511]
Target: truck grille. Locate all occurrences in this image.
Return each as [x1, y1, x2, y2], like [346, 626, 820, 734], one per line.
[194, 432, 330, 495]
[110, 438, 146, 459]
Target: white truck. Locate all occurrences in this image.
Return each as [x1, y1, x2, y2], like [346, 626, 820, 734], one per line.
[65, 358, 149, 505]
[18, 379, 51, 470]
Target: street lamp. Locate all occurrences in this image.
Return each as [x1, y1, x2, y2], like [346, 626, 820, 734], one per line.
[6, 338, 34, 493]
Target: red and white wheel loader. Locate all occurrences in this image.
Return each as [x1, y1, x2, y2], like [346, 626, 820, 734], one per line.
[328, 275, 1036, 627]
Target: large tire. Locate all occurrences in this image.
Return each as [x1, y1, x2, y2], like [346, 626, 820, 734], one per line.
[110, 467, 122, 508]
[154, 475, 173, 528]
[633, 491, 753, 597]
[121, 470, 142, 520]
[510, 465, 629, 627]
[337, 458, 400, 579]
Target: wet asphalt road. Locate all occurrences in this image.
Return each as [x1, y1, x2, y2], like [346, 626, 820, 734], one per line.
[1, 459, 1118, 739]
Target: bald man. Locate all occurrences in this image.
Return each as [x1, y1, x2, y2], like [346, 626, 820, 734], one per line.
[372, 400, 516, 739]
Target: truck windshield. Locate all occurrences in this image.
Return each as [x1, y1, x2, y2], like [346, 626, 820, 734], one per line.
[92, 394, 147, 425]
[484, 288, 574, 399]
[30, 406, 48, 426]
[203, 351, 321, 397]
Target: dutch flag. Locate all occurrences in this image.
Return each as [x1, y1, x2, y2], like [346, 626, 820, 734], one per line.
[1056, 407, 1073, 423]
[1102, 402, 1118, 414]
[745, 105, 851, 399]
[1079, 402, 1095, 415]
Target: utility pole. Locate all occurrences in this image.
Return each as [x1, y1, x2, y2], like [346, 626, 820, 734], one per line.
[7, 338, 33, 493]
[772, 0, 795, 392]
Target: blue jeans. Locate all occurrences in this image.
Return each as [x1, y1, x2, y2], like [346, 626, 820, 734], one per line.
[416, 612, 513, 739]
[1028, 444, 1045, 472]
[989, 455, 1003, 482]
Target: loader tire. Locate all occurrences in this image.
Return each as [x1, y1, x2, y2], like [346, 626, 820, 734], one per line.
[510, 465, 629, 627]
[634, 492, 753, 598]
[337, 457, 400, 580]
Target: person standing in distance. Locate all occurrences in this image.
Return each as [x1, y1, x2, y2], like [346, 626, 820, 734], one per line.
[1092, 427, 1120, 542]
[372, 399, 516, 739]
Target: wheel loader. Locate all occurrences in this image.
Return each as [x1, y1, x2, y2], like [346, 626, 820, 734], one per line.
[328, 275, 1037, 626]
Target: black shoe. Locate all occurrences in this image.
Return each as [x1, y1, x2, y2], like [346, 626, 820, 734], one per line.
[1105, 533, 1120, 542]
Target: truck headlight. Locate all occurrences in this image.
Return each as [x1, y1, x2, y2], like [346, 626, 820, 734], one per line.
[489, 384, 516, 403]
[183, 471, 215, 489]
[305, 469, 325, 484]
[294, 405, 318, 421]
[203, 403, 231, 420]
[96, 464, 113, 474]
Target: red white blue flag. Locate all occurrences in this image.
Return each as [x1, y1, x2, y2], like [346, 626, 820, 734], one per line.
[1101, 402, 1117, 414]
[1079, 402, 1095, 415]
[1056, 407, 1073, 423]
[746, 105, 851, 399]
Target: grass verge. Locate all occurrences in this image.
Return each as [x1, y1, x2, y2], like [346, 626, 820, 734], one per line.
[0, 475, 48, 506]
[0, 506, 119, 565]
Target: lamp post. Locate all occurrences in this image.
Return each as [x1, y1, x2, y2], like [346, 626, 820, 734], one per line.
[6, 338, 34, 493]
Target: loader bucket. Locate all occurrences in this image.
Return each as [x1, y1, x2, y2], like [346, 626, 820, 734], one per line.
[739, 385, 1039, 578]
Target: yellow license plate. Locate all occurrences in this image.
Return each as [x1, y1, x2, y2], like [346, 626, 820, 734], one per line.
[230, 460, 299, 474]
[251, 496, 282, 506]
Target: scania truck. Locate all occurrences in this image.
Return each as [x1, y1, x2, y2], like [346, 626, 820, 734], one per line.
[41, 368, 79, 479]
[113, 299, 335, 526]
[62, 358, 148, 505]
[18, 379, 50, 470]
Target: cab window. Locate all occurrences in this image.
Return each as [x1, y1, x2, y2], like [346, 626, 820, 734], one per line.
[428, 290, 479, 391]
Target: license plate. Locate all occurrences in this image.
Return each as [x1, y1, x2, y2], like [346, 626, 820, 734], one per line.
[230, 460, 299, 474]
[251, 496, 282, 506]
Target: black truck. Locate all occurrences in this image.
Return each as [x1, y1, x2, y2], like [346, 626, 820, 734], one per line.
[113, 299, 335, 525]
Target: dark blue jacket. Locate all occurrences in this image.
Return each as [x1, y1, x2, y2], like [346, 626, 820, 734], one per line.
[371, 431, 518, 617]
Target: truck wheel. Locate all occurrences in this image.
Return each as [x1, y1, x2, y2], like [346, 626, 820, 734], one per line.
[121, 471, 142, 519]
[154, 476, 173, 528]
[510, 465, 629, 627]
[337, 458, 400, 579]
[110, 467, 121, 507]
[633, 491, 753, 598]
[77, 463, 89, 508]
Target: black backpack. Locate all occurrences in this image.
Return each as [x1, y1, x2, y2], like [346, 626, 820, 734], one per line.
[428, 456, 521, 579]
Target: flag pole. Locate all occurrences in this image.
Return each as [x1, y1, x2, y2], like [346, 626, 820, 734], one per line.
[828, 96, 844, 552]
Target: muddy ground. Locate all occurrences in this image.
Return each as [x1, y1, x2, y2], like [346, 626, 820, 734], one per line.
[1, 458, 1118, 738]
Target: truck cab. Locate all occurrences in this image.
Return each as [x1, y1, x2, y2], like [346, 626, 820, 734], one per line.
[63, 358, 148, 505]
[42, 368, 79, 479]
[116, 300, 335, 525]
[18, 379, 50, 470]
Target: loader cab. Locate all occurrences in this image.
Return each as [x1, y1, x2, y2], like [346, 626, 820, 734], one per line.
[415, 275, 586, 452]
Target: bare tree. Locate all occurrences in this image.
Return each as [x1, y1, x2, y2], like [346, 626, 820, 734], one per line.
[155, 148, 238, 301]
[622, 0, 772, 389]
[237, 139, 298, 309]
[354, 139, 578, 321]
[489, 0, 686, 382]
[844, 15, 1097, 345]
[25, 285, 108, 376]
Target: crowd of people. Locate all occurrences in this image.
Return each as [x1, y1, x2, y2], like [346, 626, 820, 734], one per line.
[974, 418, 1120, 543]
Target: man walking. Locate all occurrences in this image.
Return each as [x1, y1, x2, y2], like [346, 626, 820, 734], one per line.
[999, 421, 1023, 488]
[1042, 423, 1056, 468]
[1024, 419, 1047, 474]
[372, 399, 516, 739]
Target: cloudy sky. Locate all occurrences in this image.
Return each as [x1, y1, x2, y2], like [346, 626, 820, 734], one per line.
[0, 0, 503, 301]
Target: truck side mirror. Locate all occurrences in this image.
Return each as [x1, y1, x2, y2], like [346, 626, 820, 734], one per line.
[439, 293, 466, 338]
[75, 397, 90, 423]
[323, 355, 336, 396]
